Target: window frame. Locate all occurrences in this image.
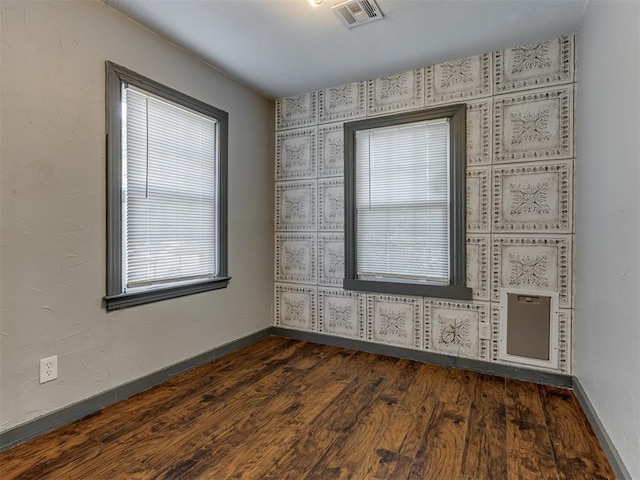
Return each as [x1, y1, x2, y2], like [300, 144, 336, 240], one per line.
[104, 62, 230, 311]
[343, 104, 472, 300]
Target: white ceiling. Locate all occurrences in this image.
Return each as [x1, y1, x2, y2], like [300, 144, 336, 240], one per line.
[103, 0, 588, 99]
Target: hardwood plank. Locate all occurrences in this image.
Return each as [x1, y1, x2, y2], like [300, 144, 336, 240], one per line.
[439, 366, 476, 405]
[163, 346, 354, 478]
[198, 349, 360, 480]
[355, 362, 427, 479]
[506, 377, 547, 425]
[2, 437, 104, 480]
[106, 342, 336, 474]
[459, 373, 508, 480]
[0, 430, 96, 479]
[540, 385, 615, 480]
[506, 379, 558, 480]
[384, 362, 453, 479]
[304, 359, 421, 480]
[406, 372, 476, 480]
[259, 352, 393, 480]
[48, 457, 154, 480]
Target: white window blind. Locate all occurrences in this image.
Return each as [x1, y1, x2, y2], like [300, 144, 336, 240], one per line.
[355, 119, 450, 284]
[123, 86, 218, 290]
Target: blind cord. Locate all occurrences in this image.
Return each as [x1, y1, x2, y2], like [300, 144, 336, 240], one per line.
[145, 97, 149, 199]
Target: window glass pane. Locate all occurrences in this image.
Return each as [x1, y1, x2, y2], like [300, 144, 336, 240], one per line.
[124, 87, 218, 290]
[355, 119, 450, 283]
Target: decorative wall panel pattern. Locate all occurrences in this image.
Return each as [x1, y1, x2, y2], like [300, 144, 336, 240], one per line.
[275, 233, 316, 284]
[492, 235, 571, 307]
[318, 123, 345, 178]
[467, 166, 491, 232]
[319, 81, 366, 124]
[276, 127, 317, 180]
[491, 304, 500, 364]
[467, 235, 490, 301]
[425, 300, 489, 360]
[367, 294, 422, 348]
[318, 288, 365, 339]
[494, 86, 573, 162]
[557, 309, 571, 373]
[495, 36, 574, 93]
[276, 92, 317, 130]
[318, 234, 345, 286]
[367, 69, 424, 115]
[426, 54, 492, 104]
[274, 35, 576, 375]
[466, 99, 492, 165]
[318, 178, 344, 231]
[275, 283, 317, 330]
[493, 160, 572, 232]
[275, 181, 317, 231]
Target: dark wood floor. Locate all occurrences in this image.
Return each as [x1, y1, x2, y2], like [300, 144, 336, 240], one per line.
[0, 337, 614, 479]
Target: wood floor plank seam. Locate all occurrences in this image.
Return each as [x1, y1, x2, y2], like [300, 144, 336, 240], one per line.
[538, 384, 562, 480]
[503, 379, 510, 480]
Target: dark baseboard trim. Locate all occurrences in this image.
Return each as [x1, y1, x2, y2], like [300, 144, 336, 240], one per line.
[572, 378, 632, 480]
[272, 327, 573, 388]
[0, 327, 273, 453]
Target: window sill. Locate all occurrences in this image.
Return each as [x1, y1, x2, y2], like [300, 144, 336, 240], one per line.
[343, 278, 472, 300]
[103, 277, 231, 311]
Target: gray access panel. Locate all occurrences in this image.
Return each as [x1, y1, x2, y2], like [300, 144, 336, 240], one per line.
[506, 293, 551, 361]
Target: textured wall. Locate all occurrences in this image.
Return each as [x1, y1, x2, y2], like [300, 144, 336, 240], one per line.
[575, 1, 640, 478]
[0, 0, 274, 432]
[273, 36, 576, 375]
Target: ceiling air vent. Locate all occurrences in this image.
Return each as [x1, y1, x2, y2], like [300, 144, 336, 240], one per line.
[332, 0, 384, 29]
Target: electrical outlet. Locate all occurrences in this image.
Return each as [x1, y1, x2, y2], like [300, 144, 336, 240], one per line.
[40, 355, 58, 384]
[479, 323, 491, 340]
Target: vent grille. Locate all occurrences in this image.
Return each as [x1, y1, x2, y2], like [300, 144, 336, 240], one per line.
[360, 0, 378, 18]
[332, 0, 384, 29]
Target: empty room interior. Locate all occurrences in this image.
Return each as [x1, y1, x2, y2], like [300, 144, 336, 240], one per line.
[1, 0, 639, 478]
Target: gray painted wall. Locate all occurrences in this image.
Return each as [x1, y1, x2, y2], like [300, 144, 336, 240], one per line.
[0, 0, 274, 432]
[575, 1, 640, 478]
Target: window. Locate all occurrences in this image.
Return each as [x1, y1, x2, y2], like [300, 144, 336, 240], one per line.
[343, 105, 471, 299]
[104, 62, 229, 311]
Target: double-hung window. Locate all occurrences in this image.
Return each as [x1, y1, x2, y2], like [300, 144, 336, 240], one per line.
[104, 62, 229, 310]
[344, 105, 471, 299]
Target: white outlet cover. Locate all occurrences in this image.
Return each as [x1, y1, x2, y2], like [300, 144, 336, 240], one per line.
[39, 355, 58, 384]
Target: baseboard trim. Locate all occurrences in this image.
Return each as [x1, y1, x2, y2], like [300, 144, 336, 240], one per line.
[0, 327, 273, 453]
[272, 327, 573, 388]
[572, 378, 632, 480]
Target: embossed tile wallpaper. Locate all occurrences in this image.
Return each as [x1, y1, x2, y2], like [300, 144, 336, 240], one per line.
[274, 36, 575, 375]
